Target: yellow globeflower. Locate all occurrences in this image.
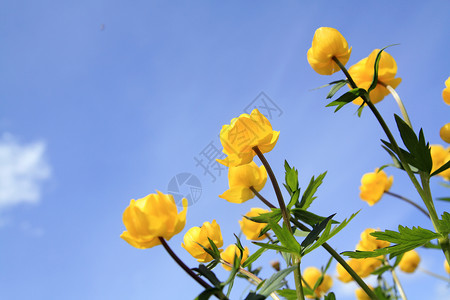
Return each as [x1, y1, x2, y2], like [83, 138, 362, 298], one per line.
[337, 259, 362, 283]
[220, 244, 249, 271]
[358, 228, 390, 251]
[430, 145, 450, 180]
[120, 191, 187, 249]
[219, 162, 267, 204]
[307, 27, 352, 75]
[440, 123, 450, 143]
[349, 49, 402, 105]
[443, 77, 450, 105]
[399, 250, 421, 273]
[217, 109, 280, 167]
[302, 267, 333, 299]
[355, 285, 374, 300]
[359, 169, 393, 206]
[239, 208, 270, 240]
[182, 220, 223, 262]
[445, 260, 450, 274]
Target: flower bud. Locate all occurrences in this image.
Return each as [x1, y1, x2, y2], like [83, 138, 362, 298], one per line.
[182, 220, 223, 262]
[307, 27, 352, 75]
[399, 250, 420, 273]
[359, 170, 393, 206]
[220, 244, 249, 271]
[440, 123, 450, 144]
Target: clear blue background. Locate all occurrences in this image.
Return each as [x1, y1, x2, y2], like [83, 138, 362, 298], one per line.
[1, 1, 449, 299]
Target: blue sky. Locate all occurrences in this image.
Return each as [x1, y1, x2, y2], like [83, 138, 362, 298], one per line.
[1, 1, 449, 299]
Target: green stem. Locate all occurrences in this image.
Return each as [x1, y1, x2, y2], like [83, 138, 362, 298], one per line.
[251, 189, 379, 300]
[252, 146, 291, 231]
[384, 191, 430, 219]
[294, 260, 305, 300]
[332, 56, 450, 266]
[159, 238, 228, 300]
[391, 268, 407, 300]
[418, 267, 450, 283]
[220, 260, 281, 300]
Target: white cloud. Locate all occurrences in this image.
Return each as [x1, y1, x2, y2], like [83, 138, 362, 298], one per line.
[0, 133, 51, 209]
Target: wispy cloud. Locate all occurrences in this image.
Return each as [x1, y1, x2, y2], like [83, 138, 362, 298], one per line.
[0, 133, 51, 210]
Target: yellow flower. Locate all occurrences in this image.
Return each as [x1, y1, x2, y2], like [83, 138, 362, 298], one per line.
[217, 109, 279, 167]
[219, 162, 267, 203]
[120, 191, 187, 249]
[355, 285, 374, 300]
[307, 27, 352, 75]
[336, 258, 381, 282]
[440, 123, 450, 143]
[220, 244, 249, 271]
[357, 228, 390, 251]
[398, 250, 420, 273]
[337, 259, 362, 283]
[443, 77, 450, 105]
[302, 267, 333, 298]
[349, 49, 402, 105]
[430, 144, 450, 180]
[359, 169, 393, 206]
[239, 208, 270, 240]
[182, 220, 223, 262]
[445, 260, 450, 274]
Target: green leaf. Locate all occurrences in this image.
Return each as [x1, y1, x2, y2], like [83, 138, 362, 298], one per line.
[298, 172, 327, 210]
[276, 289, 297, 300]
[356, 104, 364, 117]
[291, 208, 340, 227]
[381, 145, 403, 170]
[268, 219, 301, 254]
[246, 209, 282, 223]
[394, 114, 432, 173]
[195, 288, 222, 300]
[253, 241, 292, 253]
[257, 266, 296, 297]
[193, 264, 222, 287]
[370, 264, 391, 276]
[324, 292, 336, 300]
[439, 212, 450, 235]
[368, 46, 388, 93]
[302, 211, 358, 256]
[242, 247, 268, 268]
[437, 197, 450, 202]
[326, 80, 348, 99]
[301, 214, 335, 249]
[431, 160, 450, 177]
[342, 225, 441, 259]
[244, 293, 266, 300]
[326, 88, 366, 112]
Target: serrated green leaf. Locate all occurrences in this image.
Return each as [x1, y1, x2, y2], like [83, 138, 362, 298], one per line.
[257, 266, 296, 297]
[299, 172, 327, 210]
[343, 225, 441, 259]
[268, 219, 301, 254]
[242, 247, 268, 268]
[439, 212, 450, 235]
[303, 211, 358, 256]
[246, 209, 282, 223]
[326, 88, 366, 112]
[326, 80, 348, 99]
[394, 115, 432, 173]
[291, 208, 339, 227]
[287, 190, 300, 210]
[301, 214, 335, 249]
